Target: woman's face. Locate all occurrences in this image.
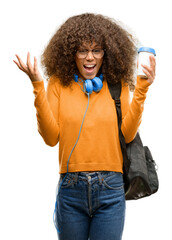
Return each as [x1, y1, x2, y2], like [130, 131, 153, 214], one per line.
[75, 41, 104, 80]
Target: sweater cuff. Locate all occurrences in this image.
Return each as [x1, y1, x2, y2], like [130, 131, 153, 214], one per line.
[31, 80, 44, 90]
[135, 76, 151, 92]
[31, 80, 44, 96]
[31, 80, 45, 107]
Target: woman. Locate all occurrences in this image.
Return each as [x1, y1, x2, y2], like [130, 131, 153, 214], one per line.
[14, 13, 156, 240]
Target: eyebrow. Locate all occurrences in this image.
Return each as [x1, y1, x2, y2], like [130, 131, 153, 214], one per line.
[80, 43, 102, 49]
[79, 45, 102, 49]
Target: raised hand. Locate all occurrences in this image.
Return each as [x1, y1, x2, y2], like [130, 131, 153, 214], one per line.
[141, 55, 156, 84]
[13, 52, 43, 82]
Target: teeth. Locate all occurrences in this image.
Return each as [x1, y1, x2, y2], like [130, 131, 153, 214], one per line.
[84, 65, 95, 68]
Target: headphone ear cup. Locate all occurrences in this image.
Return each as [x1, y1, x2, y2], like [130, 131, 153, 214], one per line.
[84, 80, 93, 94]
[92, 77, 103, 92]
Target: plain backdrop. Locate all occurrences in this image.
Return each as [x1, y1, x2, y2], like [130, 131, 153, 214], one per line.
[1, 0, 171, 239]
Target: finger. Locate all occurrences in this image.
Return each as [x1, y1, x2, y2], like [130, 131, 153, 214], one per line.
[13, 59, 22, 69]
[141, 64, 152, 74]
[142, 64, 154, 78]
[142, 68, 151, 78]
[142, 68, 153, 84]
[15, 54, 28, 72]
[149, 55, 156, 69]
[142, 58, 156, 79]
[27, 52, 33, 72]
[34, 56, 38, 72]
[13, 60, 26, 72]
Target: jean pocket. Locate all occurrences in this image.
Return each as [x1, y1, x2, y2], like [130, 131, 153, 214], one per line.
[59, 174, 75, 189]
[103, 173, 124, 190]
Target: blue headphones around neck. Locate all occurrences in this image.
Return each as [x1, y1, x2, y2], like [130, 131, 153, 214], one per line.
[74, 73, 103, 94]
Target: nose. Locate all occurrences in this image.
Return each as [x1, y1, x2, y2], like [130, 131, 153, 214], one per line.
[86, 50, 94, 61]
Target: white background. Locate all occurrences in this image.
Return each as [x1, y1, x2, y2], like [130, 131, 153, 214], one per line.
[0, 0, 171, 239]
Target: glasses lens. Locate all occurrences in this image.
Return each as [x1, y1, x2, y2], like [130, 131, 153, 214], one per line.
[76, 50, 88, 58]
[76, 49, 104, 58]
[92, 49, 104, 58]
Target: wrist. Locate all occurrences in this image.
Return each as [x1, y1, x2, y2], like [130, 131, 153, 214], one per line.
[136, 76, 151, 90]
[31, 79, 44, 89]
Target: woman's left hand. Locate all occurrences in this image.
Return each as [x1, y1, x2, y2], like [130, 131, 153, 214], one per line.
[141, 55, 156, 84]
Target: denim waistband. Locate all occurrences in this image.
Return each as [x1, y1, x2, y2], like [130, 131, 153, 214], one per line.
[61, 171, 117, 177]
[60, 171, 122, 184]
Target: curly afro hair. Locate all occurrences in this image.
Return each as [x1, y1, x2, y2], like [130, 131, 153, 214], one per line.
[41, 13, 138, 90]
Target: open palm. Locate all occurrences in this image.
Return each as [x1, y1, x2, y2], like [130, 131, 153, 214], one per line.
[13, 52, 43, 82]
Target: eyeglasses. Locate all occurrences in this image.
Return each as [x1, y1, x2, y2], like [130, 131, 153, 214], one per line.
[76, 48, 104, 59]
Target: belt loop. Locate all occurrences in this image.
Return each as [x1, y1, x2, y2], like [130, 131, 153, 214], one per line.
[97, 172, 103, 185]
[73, 172, 79, 184]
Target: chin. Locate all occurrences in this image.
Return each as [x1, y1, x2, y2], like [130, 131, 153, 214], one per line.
[84, 73, 97, 80]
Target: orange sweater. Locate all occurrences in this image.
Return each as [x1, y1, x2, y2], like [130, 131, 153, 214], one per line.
[32, 76, 150, 174]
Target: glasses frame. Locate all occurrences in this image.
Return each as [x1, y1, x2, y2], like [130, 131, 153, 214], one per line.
[76, 48, 105, 59]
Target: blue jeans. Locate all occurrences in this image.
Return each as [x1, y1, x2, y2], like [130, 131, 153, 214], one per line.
[54, 171, 125, 240]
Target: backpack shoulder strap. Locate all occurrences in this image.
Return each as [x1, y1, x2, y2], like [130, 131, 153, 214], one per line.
[107, 81, 122, 128]
[107, 81, 130, 173]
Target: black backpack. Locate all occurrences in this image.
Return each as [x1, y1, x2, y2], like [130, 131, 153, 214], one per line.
[107, 81, 159, 200]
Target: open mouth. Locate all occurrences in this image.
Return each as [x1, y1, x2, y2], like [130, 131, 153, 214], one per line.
[83, 64, 96, 72]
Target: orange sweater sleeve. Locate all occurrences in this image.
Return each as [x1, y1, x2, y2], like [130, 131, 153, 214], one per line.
[121, 76, 151, 143]
[31, 76, 60, 146]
